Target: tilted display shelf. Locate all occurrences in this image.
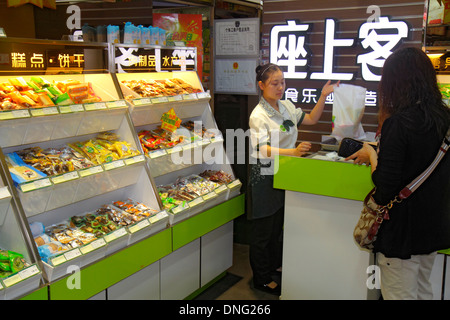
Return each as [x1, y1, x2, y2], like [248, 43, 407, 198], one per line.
[0, 74, 127, 148]
[0, 163, 42, 300]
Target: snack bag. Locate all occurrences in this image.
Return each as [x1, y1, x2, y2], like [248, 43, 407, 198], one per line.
[5, 152, 47, 185]
[331, 84, 367, 141]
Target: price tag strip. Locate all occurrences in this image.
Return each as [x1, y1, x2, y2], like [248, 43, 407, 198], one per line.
[132, 98, 151, 106]
[104, 227, 128, 243]
[149, 210, 169, 224]
[2, 264, 40, 288]
[124, 154, 145, 166]
[78, 165, 104, 177]
[128, 218, 151, 234]
[51, 171, 79, 184]
[103, 159, 125, 171]
[0, 109, 30, 120]
[58, 104, 84, 114]
[106, 100, 127, 109]
[19, 178, 52, 193]
[83, 102, 107, 111]
[29, 106, 59, 117]
[171, 201, 189, 215]
[79, 238, 107, 255]
[50, 248, 82, 267]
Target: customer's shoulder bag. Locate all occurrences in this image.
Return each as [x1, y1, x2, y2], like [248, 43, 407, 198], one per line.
[354, 128, 450, 250]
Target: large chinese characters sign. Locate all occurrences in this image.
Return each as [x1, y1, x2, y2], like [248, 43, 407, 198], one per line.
[270, 16, 409, 106]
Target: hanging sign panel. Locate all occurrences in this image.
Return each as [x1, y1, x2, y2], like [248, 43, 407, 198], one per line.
[114, 47, 196, 73]
[0, 49, 85, 73]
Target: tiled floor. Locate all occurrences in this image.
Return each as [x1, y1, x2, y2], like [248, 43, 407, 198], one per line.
[209, 243, 280, 300]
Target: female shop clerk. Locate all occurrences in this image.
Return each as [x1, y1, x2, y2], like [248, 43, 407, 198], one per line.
[247, 62, 338, 295]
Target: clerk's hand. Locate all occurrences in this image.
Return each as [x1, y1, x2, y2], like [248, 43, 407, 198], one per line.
[294, 142, 311, 157]
[321, 80, 340, 98]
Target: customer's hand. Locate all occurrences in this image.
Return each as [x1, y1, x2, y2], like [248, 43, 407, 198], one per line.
[345, 142, 376, 166]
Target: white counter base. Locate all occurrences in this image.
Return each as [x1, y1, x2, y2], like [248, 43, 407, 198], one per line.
[281, 191, 380, 300]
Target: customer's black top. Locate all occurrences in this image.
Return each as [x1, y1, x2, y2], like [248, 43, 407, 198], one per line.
[372, 111, 450, 259]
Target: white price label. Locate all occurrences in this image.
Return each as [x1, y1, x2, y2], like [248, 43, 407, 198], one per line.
[78, 165, 104, 177]
[64, 248, 82, 261]
[149, 210, 169, 224]
[228, 179, 242, 189]
[134, 98, 151, 106]
[59, 104, 84, 113]
[149, 149, 166, 159]
[107, 100, 127, 108]
[84, 102, 107, 110]
[80, 238, 106, 254]
[104, 227, 128, 243]
[11, 109, 31, 118]
[215, 184, 228, 194]
[172, 203, 189, 214]
[104, 160, 125, 170]
[20, 178, 52, 192]
[189, 197, 204, 207]
[128, 219, 150, 233]
[168, 95, 183, 102]
[51, 171, 79, 184]
[202, 191, 217, 201]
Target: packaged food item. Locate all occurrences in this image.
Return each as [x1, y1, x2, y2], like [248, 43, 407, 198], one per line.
[9, 77, 31, 91]
[15, 146, 94, 177]
[30, 76, 51, 89]
[38, 241, 68, 263]
[199, 170, 233, 184]
[30, 221, 45, 237]
[5, 152, 47, 185]
[0, 250, 27, 275]
[34, 233, 53, 246]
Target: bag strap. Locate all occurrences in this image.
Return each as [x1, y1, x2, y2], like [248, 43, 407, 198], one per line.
[398, 127, 450, 200]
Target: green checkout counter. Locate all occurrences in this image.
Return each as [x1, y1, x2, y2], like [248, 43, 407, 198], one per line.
[274, 154, 450, 300]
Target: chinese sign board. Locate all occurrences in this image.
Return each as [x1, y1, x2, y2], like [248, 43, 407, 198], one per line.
[269, 16, 410, 107]
[0, 49, 85, 72]
[271, 17, 409, 82]
[114, 47, 196, 73]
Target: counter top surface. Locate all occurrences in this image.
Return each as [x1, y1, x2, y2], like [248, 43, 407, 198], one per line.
[274, 154, 374, 201]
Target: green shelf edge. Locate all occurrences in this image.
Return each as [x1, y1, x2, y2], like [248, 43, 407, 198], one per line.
[50, 228, 172, 300]
[172, 194, 245, 251]
[274, 156, 374, 201]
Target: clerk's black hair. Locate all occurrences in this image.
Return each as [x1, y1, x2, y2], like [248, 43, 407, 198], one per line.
[256, 63, 281, 83]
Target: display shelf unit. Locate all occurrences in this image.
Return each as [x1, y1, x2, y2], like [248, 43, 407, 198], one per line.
[0, 72, 167, 296]
[0, 41, 244, 299]
[116, 71, 241, 225]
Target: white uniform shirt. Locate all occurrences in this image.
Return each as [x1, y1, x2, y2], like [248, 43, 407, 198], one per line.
[249, 97, 305, 161]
